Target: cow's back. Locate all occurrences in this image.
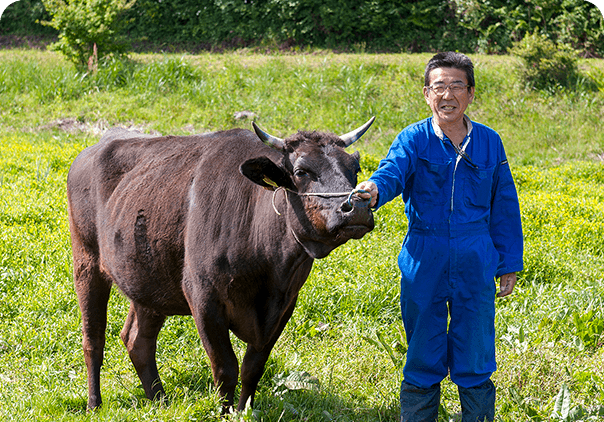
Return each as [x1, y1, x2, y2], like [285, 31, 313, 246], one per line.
[67, 128, 271, 314]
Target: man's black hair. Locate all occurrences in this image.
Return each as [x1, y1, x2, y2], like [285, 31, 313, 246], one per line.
[424, 52, 475, 88]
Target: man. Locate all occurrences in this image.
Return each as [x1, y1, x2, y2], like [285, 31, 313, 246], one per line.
[357, 52, 523, 421]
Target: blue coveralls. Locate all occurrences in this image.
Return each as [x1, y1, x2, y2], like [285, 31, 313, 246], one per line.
[369, 117, 523, 421]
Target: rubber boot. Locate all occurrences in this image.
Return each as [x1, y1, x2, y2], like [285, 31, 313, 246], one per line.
[458, 379, 496, 422]
[400, 381, 440, 422]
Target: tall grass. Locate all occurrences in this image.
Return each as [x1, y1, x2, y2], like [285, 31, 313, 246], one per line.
[1, 50, 603, 162]
[0, 50, 603, 421]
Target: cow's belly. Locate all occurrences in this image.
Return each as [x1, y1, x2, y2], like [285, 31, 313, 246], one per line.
[99, 239, 191, 316]
[106, 265, 192, 316]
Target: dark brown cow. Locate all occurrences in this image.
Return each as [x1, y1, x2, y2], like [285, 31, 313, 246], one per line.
[67, 119, 375, 412]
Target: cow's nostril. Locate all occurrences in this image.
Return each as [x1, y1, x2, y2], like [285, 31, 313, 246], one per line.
[340, 201, 354, 213]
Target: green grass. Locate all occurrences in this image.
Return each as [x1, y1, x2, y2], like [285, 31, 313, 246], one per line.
[0, 49, 603, 421]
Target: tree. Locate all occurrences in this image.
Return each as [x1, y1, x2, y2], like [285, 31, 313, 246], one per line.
[41, 0, 135, 68]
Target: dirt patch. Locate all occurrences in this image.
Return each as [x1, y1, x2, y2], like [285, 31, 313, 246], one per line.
[39, 118, 92, 133]
[37, 118, 170, 137]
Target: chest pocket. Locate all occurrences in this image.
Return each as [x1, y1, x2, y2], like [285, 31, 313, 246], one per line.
[463, 165, 495, 209]
[412, 157, 451, 205]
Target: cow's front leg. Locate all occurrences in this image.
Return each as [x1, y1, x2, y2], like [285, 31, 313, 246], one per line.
[120, 302, 166, 401]
[237, 300, 298, 411]
[238, 344, 273, 411]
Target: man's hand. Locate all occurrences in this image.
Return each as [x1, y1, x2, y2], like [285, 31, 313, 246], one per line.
[497, 272, 517, 297]
[355, 181, 378, 208]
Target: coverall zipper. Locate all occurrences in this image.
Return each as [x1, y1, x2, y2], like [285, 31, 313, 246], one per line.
[451, 158, 458, 212]
[447, 136, 471, 214]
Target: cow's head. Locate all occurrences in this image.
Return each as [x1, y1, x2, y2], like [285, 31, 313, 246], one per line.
[240, 118, 376, 259]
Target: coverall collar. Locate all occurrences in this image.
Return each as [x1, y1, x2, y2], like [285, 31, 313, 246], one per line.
[431, 114, 473, 146]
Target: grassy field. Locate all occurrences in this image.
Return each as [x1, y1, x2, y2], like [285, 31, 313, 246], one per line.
[0, 49, 603, 421]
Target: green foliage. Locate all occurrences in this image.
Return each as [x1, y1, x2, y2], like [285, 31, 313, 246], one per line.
[550, 383, 604, 421]
[2, 0, 603, 56]
[552, 0, 604, 57]
[453, 0, 518, 54]
[572, 311, 604, 350]
[0, 0, 56, 36]
[509, 31, 580, 90]
[119, 0, 469, 53]
[453, 0, 604, 56]
[40, 0, 135, 68]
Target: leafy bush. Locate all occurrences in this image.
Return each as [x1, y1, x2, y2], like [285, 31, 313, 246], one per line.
[3, 0, 604, 55]
[509, 31, 580, 90]
[119, 0, 469, 53]
[0, 0, 56, 36]
[552, 0, 604, 58]
[40, 0, 135, 68]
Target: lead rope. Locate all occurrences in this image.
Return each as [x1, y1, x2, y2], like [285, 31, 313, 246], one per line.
[271, 187, 369, 216]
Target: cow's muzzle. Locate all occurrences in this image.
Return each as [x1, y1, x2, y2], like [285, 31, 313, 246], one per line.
[335, 194, 374, 240]
[339, 189, 371, 213]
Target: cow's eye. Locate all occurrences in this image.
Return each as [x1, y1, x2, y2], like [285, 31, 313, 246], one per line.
[294, 168, 309, 178]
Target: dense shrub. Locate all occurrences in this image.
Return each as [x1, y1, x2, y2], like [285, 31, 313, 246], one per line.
[119, 0, 471, 53]
[453, 0, 604, 57]
[551, 0, 604, 57]
[509, 31, 579, 90]
[1, 0, 603, 56]
[0, 0, 56, 36]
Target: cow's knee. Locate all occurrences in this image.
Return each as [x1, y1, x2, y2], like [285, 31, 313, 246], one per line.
[121, 304, 164, 350]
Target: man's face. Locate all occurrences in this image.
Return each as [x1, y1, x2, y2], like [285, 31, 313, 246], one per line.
[423, 67, 475, 127]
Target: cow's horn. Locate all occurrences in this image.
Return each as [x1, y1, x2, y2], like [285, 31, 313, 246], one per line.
[339, 116, 376, 147]
[252, 121, 286, 151]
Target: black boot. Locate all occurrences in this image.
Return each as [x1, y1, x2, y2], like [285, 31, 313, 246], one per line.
[458, 379, 496, 422]
[400, 381, 440, 422]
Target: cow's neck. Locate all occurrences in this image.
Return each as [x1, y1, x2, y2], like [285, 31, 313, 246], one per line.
[288, 232, 337, 259]
[269, 190, 337, 260]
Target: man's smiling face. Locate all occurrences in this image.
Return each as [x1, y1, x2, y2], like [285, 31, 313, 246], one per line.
[423, 67, 475, 128]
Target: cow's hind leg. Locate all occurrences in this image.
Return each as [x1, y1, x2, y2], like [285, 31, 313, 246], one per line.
[190, 301, 239, 412]
[73, 248, 112, 410]
[120, 303, 166, 401]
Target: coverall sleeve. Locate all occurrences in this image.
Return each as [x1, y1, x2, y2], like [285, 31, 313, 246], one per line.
[368, 132, 416, 210]
[490, 149, 524, 278]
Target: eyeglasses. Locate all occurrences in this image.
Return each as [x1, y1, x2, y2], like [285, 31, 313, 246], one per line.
[426, 82, 469, 96]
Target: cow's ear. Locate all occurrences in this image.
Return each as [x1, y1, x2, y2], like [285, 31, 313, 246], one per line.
[240, 157, 297, 192]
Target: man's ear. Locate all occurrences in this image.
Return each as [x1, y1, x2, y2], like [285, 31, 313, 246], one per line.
[240, 156, 297, 192]
[468, 86, 475, 104]
[423, 86, 430, 104]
